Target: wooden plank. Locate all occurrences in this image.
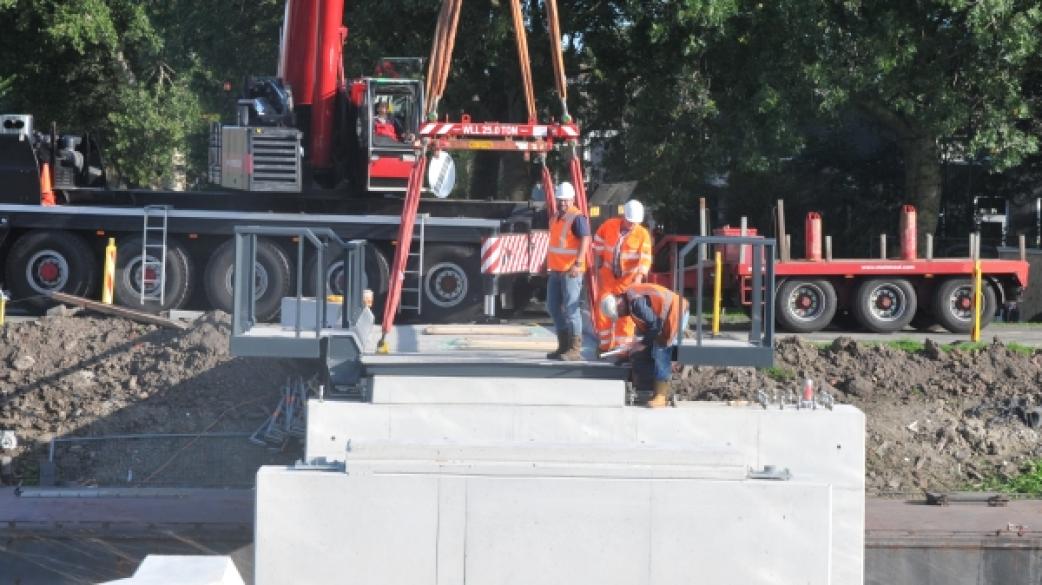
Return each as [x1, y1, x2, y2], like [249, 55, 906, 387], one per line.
[453, 337, 557, 351]
[48, 292, 188, 330]
[424, 324, 534, 336]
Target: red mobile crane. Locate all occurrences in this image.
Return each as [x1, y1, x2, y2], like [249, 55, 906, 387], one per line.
[0, 0, 557, 323]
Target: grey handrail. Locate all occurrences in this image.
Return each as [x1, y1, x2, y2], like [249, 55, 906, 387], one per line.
[675, 235, 776, 348]
[232, 226, 366, 338]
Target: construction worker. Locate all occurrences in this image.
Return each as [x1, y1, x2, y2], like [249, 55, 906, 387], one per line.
[545, 181, 591, 361]
[373, 101, 413, 144]
[592, 199, 652, 351]
[600, 283, 689, 408]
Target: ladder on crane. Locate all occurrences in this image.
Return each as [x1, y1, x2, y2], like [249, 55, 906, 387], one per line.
[377, 0, 598, 351]
[140, 205, 170, 306]
[399, 213, 428, 315]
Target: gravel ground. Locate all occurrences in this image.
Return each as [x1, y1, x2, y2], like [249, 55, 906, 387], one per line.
[0, 311, 307, 487]
[3, 312, 1041, 493]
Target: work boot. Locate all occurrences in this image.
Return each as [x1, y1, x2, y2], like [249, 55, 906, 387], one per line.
[647, 381, 671, 408]
[559, 335, 583, 361]
[546, 331, 567, 360]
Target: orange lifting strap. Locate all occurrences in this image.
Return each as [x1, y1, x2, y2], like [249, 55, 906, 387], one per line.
[377, 0, 597, 350]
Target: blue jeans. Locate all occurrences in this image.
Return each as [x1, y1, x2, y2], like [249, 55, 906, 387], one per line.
[631, 306, 688, 391]
[631, 344, 673, 390]
[547, 271, 583, 338]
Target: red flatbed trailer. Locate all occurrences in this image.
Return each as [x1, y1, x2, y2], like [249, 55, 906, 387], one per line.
[650, 223, 1030, 335]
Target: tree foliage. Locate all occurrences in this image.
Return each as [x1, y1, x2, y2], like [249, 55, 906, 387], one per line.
[0, 0, 282, 188]
[0, 0, 1040, 232]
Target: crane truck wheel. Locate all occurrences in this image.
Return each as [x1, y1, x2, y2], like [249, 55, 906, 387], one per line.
[853, 278, 917, 333]
[203, 238, 291, 322]
[5, 230, 98, 306]
[418, 244, 483, 323]
[775, 279, 837, 333]
[112, 238, 193, 313]
[932, 278, 997, 334]
[304, 243, 390, 319]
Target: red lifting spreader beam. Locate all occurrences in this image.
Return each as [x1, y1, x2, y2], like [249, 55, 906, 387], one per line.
[377, 0, 598, 352]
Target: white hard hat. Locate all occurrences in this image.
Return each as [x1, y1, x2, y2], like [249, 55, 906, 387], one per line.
[554, 181, 576, 201]
[600, 294, 620, 321]
[623, 200, 644, 223]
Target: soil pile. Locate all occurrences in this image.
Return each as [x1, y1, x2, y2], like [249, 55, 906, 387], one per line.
[674, 336, 1042, 494]
[0, 311, 305, 486]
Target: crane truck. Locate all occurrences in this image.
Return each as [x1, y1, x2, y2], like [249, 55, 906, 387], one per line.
[0, 0, 558, 323]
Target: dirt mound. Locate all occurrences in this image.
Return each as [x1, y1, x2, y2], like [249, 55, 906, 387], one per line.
[674, 336, 1042, 494]
[0, 312, 305, 486]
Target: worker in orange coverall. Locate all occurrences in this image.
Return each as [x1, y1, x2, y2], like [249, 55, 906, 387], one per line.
[592, 199, 652, 351]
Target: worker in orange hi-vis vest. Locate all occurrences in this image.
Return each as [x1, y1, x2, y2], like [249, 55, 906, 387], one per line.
[600, 283, 689, 408]
[592, 200, 652, 351]
[545, 181, 591, 361]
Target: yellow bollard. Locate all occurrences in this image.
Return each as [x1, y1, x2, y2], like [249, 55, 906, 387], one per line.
[102, 237, 117, 305]
[712, 250, 723, 336]
[0, 290, 8, 326]
[971, 259, 982, 342]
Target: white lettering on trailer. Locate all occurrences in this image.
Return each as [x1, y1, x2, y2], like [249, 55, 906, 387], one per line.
[859, 264, 915, 270]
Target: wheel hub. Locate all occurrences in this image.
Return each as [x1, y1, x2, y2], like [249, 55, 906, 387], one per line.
[38, 260, 60, 284]
[425, 262, 468, 308]
[26, 249, 70, 293]
[787, 284, 824, 321]
[868, 285, 905, 321]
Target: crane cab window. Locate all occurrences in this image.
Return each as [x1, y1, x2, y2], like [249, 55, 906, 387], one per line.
[367, 81, 421, 149]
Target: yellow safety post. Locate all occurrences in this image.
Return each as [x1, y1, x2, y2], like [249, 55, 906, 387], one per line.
[712, 250, 723, 336]
[0, 290, 8, 326]
[971, 259, 982, 342]
[102, 237, 117, 305]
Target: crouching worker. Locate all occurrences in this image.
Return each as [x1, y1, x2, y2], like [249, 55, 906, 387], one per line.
[600, 283, 689, 408]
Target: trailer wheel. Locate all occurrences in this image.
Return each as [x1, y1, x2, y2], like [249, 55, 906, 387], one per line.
[203, 238, 291, 322]
[304, 243, 390, 318]
[5, 230, 98, 305]
[418, 244, 483, 323]
[932, 278, 997, 334]
[775, 279, 837, 333]
[853, 278, 917, 333]
[113, 238, 193, 313]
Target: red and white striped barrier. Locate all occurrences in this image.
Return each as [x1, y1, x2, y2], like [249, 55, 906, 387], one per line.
[481, 231, 549, 275]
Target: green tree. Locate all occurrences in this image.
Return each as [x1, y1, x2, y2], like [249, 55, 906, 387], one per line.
[0, 0, 283, 188]
[576, 0, 739, 229]
[705, 0, 1042, 239]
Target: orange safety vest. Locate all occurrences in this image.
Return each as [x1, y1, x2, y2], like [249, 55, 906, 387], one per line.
[547, 205, 586, 272]
[625, 283, 687, 346]
[593, 218, 653, 350]
[592, 217, 652, 287]
[374, 117, 399, 141]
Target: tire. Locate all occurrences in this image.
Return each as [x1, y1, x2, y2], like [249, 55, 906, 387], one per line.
[852, 278, 917, 333]
[203, 238, 291, 322]
[112, 238, 193, 313]
[775, 279, 837, 333]
[932, 278, 998, 334]
[416, 244, 484, 322]
[4, 230, 98, 306]
[304, 243, 390, 319]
